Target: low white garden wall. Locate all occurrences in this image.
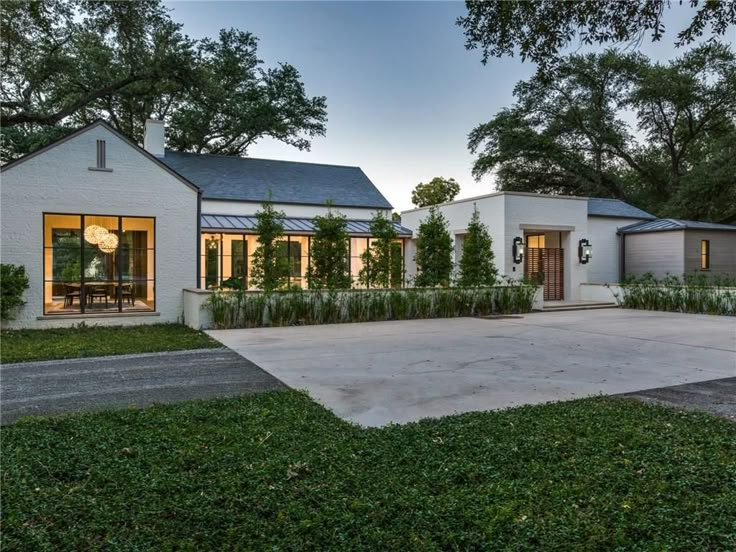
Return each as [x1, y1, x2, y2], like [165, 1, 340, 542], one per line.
[182, 288, 214, 330]
[579, 283, 623, 303]
[183, 285, 544, 330]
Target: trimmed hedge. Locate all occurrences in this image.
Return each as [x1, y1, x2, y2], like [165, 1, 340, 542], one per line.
[209, 285, 537, 329]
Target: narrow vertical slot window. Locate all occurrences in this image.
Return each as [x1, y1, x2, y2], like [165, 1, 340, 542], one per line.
[96, 140, 106, 169]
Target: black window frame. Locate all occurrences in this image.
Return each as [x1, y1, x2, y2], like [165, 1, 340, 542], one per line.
[43, 212, 156, 315]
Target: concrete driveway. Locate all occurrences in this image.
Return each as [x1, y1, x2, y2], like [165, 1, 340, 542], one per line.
[209, 309, 736, 426]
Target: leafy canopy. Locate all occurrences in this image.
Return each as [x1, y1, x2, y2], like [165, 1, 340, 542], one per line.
[0, 0, 327, 162]
[307, 205, 351, 290]
[458, 0, 736, 69]
[458, 207, 497, 287]
[411, 177, 461, 208]
[249, 200, 289, 292]
[468, 44, 736, 223]
[414, 207, 453, 287]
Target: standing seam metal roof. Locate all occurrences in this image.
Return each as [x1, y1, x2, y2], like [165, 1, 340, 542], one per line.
[161, 150, 393, 209]
[618, 218, 736, 234]
[201, 214, 413, 236]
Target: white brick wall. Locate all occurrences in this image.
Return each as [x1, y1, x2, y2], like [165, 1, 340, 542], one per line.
[0, 123, 199, 328]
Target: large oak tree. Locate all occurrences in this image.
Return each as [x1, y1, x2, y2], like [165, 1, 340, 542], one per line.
[0, 0, 327, 162]
[468, 44, 736, 223]
[458, 0, 736, 69]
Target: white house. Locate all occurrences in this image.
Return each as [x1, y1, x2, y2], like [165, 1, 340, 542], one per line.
[0, 120, 410, 328]
[402, 192, 655, 301]
[2, 119, 734, 328]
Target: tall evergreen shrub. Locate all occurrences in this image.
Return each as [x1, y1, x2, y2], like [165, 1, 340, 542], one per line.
[414, 206, 453, 287]
[458, 206, 498, 286]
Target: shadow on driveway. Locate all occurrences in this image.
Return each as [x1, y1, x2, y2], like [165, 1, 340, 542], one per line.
[618, 377, 736, 421]
[1, 348, 286, 425]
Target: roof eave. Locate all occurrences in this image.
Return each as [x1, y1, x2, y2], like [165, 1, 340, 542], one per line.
[202, 195, 393, 210]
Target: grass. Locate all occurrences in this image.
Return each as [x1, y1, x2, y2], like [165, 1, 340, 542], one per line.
[209, 285, 537, 329]
[0, 323, 221, 363]
[616, 273, 735, 316]
[2, 391, 734, 550]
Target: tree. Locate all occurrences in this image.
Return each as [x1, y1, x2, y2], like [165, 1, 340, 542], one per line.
[458, 0, 736, 70]
[249, 200, 288, 292]
[414, 207, 453, 287]
[1, 1, 327, 162]
[458, 207, 497, 287]
[411, 177, 461, 208]
[307, 206, 351, 290]
[358, 212, 401, 288]
[468, 45, 736, 222]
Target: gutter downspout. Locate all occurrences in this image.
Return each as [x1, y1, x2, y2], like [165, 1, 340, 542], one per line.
[619, 232, 626, 282]
[196, 189, 202, 288]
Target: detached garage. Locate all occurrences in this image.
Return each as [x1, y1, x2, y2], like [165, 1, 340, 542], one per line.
[619, 219, 736, 280]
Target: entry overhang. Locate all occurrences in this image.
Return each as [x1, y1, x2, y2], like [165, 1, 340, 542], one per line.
[519, 224, 576, 232]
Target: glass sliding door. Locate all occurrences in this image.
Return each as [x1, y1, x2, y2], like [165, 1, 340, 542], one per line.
[43, 213, 155, 315]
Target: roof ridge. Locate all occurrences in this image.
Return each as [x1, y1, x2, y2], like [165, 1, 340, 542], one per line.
[164, 149, 361, 170]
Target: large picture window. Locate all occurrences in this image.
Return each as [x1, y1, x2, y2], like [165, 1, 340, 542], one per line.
[43, 213, 155, 315]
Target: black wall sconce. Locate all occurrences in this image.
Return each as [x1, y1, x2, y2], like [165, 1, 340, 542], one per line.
[578, 238, 593, 264]
[512, 236, 524, 264]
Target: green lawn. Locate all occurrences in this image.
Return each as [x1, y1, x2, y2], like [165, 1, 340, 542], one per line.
[3, 391, 734, 550]
[0, 323, 220, 363]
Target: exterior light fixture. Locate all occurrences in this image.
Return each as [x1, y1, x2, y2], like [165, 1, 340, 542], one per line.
[84, 224, 109, 245]
[512, 236, 524, 264]
[98, 233, 119, 253]
[578, 238, 592, 264]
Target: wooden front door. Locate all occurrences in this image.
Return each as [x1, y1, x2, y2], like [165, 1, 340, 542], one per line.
[525, 247, 564, 301]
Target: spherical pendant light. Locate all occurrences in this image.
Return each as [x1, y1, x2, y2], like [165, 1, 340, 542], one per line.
[84, 224, 109, 245]
[98, 233, 119, 253]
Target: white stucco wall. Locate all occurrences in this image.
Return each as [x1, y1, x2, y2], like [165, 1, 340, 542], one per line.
[401, 193, 506, 282]
[0, 124, 199, 328]
[202, 199, 389, 220]
[503, 194, 589, 299]
[402, 192, 638, 300]
[586, 217, 647, 284]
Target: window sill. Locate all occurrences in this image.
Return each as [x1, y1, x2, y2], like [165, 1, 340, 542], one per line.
[88, 167, 113, 172]
[38, 311, 160, 320]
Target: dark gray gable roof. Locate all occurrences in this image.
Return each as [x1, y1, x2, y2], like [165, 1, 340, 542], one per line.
[201, 214, 412, 236]
[161, 151, 392, 209]
[618, 218, 736, 234]
[587, 198, 655, 219]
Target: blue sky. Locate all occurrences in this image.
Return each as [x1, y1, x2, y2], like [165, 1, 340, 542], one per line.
[166, 1, 717, 211]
